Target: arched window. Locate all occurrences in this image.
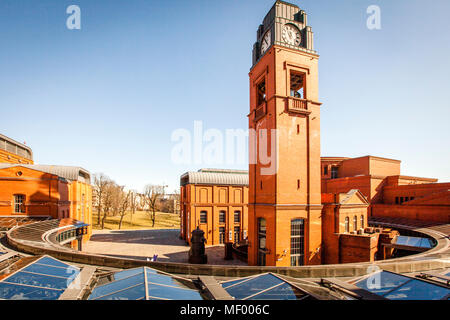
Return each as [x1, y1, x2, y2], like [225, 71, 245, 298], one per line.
[344, 217, 349, 233]
[361, 215, 365, 229]
[219, 211, 226, 224]
[290, 219, 304, 266]
[200, 211, 207, 224]
[257, 218, 266, 266]
[234, 211, 241, 223]
[353, 216, 358, 232]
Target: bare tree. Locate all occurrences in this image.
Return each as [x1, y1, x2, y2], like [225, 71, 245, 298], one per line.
[101, 181, 116, 229]
[93, 173, 113, 226]
[118, 189, 131, 230]
[128, 190, 139, 227]
[143, 185, 165, 227]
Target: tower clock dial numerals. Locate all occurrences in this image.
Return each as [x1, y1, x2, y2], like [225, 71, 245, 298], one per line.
[260, 30, 271, 55]
[282, 24, 301, 46]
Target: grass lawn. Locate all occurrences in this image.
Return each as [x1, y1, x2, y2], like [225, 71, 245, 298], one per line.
[92, 210, 180, 230]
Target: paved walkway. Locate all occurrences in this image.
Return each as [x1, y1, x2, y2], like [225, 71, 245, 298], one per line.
[83, 229, 246, 266]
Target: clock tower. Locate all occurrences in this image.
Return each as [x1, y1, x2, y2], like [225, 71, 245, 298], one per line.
[248, 1, 322, 267]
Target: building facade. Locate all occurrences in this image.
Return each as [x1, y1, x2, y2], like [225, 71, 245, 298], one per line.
[180, 169, 248, 246]
[0, 134, 33, 165]
[179, 1, 448, 267]
[248, 0, 322, 267]
[0, 134, 93, 245]
[321, 155, 450, 224]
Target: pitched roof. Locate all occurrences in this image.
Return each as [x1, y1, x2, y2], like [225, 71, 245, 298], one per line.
[0, 164, 91, 183]
[339, 189, 369, 205]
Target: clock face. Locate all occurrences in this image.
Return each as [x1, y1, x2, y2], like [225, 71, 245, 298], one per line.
[282, 24, 301, 46]
[260, 30, 271, 55]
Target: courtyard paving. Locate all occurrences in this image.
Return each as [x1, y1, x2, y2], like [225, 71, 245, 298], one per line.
[83, 229, 246, 266]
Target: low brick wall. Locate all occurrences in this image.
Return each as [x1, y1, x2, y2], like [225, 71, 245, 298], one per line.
[6, 222, 450, 279]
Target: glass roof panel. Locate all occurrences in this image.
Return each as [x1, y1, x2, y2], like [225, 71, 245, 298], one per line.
[35, 256, 76, 269]
[247, 282, 306, 300]
[113, 268, 146, 281]
[4, 271, 74, 290]
[89, 267, 203, 300]
[221, 278, 249, 289]
[147, 283, 203, 300]
[0, 283, 62, 300]
[384, 279, 450, 300]
[146, 269, 184, 287]
[92, 283, 146, 300]
[223, 274, 284, 300]
[22, 263, 79, 279]
[354, 271, 410, 295]
[394, 236, 433, 249]
[89, 272, 145, 300]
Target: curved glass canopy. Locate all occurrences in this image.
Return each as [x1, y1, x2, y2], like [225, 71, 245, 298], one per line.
[394, 235, 434, 249]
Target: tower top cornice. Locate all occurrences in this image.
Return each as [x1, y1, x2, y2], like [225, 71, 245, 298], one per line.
[252, 1, 316, 68]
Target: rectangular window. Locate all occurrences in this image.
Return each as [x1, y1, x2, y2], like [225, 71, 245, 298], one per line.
[257, 218, 266, 266]
[323, 166, 328, 175]
[234, 227, 240, 243]
[331, 167, 338, 179]
[200, 211, 207, 224]
[257, 79, 266, 106]
[290, 72, 305, 99]
[219, 227, 225, 244]
[14, 194, 25, 213]
[395, 197, 399, 204]
[234, 211, 241, 223]
[219, 211, 226, 224]
[290, 219, 304, 266]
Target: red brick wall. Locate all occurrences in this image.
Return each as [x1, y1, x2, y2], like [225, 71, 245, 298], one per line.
[372, 204, 450, 223]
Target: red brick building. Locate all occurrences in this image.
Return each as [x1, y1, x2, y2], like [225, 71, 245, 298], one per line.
[0, 134, 93, 247]
[180, 1, 449, 267]
[180, 169, 248, 245]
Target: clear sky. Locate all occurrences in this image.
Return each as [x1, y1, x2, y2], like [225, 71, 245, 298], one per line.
[1, 0, 449, 192]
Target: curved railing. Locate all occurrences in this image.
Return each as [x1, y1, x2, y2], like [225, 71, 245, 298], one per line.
[6, 218, 450, 278]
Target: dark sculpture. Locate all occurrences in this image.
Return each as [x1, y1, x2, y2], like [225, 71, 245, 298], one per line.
[188, 226, 207, 264]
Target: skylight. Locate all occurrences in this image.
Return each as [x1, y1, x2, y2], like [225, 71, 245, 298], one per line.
[220, 273, 308, 300]
[353, 270, 449, 300]
[394, 235, 434, 249]
[88, 267, 203, 300]
[0, 255, 80, 300]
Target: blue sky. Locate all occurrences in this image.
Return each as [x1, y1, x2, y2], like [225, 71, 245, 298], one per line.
[1, 0, 449, 192]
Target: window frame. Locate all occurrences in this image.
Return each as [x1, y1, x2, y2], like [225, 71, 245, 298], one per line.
[199, 211, 207, 224]
[344, 217, 349, 233]
[290, 219, 305, 266]
[234, 210, 241, 223]
[13, 194, 26, 214]
[219, 211, 226, 224]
